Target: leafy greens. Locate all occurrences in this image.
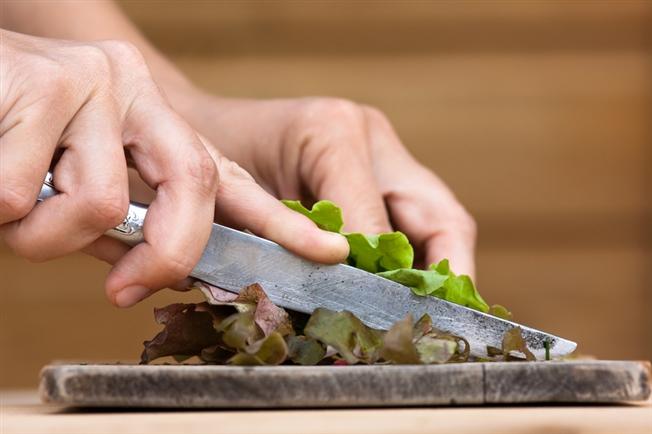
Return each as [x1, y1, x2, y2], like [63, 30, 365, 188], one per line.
[141, 283, 479, 366]
[282, 200, 509, 318]
[139, 200, 540, 366]
[282, 199, 413, 272]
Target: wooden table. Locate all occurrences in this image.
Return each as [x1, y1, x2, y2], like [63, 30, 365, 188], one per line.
[2, 390, 651, 434]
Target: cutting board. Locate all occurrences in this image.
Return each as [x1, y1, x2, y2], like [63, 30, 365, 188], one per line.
[40, 360, 650, 408]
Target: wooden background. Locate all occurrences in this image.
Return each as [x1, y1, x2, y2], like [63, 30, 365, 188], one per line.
[1, 1, 650, 388]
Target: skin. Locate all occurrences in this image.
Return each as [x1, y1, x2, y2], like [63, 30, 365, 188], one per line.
[0, 1, 476, 307]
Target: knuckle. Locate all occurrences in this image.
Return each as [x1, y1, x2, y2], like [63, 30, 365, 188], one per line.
[0, 183, 35, 222]
[76, 45, 112, 77]
[158, 252, 195, 282]
[185, 152, 219, 196]
[98, 39, 146, 68]
[455, 208, 477, 240]
[216, 157, 254, 184]
[84, 187, 129, 229]
[362, 104, 389, 124]
[298, 97, 364, 127]
[35, 61, 74, 98]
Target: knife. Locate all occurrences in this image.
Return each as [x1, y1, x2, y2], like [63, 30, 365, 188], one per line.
[38, 172, 576, 359]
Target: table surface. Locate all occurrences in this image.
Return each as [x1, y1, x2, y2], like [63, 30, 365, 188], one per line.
[2, 390, 651, 434]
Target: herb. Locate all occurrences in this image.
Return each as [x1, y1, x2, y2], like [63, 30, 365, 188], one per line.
[282, 200, 508, 316]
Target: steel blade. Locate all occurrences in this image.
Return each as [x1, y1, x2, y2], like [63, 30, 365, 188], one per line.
[192, 224, 577, 359]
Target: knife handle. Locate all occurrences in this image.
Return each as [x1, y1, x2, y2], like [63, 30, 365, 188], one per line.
[38, 171, 147, 246]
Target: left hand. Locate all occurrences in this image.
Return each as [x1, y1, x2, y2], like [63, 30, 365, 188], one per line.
[179, 94, 477, 277]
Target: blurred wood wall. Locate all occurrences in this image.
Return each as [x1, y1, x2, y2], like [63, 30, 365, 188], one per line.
[1, 1, 650, 387]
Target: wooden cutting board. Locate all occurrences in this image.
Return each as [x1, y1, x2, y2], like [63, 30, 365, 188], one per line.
[40, 360, 650, 408]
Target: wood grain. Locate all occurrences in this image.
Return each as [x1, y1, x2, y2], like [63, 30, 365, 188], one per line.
[38, 361, 651, 408]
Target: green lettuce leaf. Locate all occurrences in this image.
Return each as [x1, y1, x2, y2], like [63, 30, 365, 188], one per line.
[282, 200, 414, 273]
[379, 259, 490, 313]
[286, 335, 327, 365]
[228, 332, 288, 366]
[304, 308, 384, 364]
[216, 311, 263, 350]
[376, 267, 448, 297]
[281, 200, 343, 233]
[380, 315, 420, 364]
[380, 313, 470, 364]
[415, 336, 459, 364]
[345, 232, 413, 272]
[436, 272, 489, 313]
[281, 200, 507, 315]
[488, 304, 513, 320]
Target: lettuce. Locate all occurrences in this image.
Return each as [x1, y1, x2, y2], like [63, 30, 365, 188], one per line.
[140, 202, 527, 366]
[345, 232, 413, 272]
[141, 283, 473, 365]
[281, 200, 343, 233]
[282, 200, 413, 272]
[282, 200, 507, 316]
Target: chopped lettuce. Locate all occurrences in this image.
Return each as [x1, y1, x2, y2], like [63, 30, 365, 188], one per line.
[304, 308, 384, 364]
[141, 283, 478, 366]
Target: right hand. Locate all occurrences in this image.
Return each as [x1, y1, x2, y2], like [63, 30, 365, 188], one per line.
[0, 30, 348, 307]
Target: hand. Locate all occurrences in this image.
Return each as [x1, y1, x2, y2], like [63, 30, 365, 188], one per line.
[178, 95, 477, 277]
[0, 31, 348, 307]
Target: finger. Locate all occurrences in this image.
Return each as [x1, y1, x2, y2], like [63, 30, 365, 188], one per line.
[385, 188, 476, 277]
[105, 103, 219, 307]
[0, 97, 70, 225]
[298, 101, 391, 234]
[83, 236, 194, 291]
[206, 149, 349, 265]
[362, 106, 476, 278]
[1, 99, 129, 260]
[82, 235, 130, 265]
[423, 231, 476, 279]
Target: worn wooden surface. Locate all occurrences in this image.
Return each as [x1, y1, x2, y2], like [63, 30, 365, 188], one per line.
[39, 361, 650, 408]
[2, 390, 651, 434]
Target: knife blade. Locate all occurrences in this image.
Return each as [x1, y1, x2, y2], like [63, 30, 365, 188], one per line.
[39, 172, 576, 359]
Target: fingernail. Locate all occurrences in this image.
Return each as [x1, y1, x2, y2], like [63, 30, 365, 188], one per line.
[115, 285, 151, 307]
